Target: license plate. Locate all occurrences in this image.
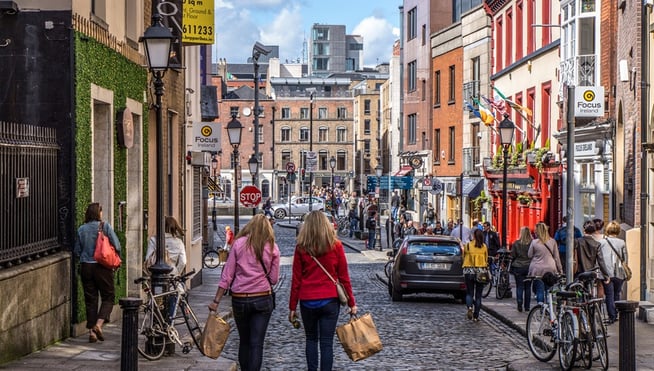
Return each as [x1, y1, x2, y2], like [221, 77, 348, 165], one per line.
[420, 263, 448, 270]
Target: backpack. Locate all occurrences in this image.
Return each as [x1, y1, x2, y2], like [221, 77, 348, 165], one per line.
[366, 218, 376, 230]
[427, 208, 434, 219]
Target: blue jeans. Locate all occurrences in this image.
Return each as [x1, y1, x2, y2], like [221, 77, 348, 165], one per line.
[603, 277, 624, 321]
[464, 273, 485, 319]
[367, 229, 376, 249]
[300, 299, 340, 371]
[532, 279, 547, 304]
[512, 266, 531, 310]
[349, 218, 358, 238]
[391, 206, 398, 221]
[231, 295, 274, 371]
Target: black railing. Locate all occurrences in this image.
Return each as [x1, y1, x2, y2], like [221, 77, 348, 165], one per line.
[463, 147, 480, 176]
[0, 121, 60, 267]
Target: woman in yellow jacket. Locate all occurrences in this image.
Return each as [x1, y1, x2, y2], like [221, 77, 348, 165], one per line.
[462, 229, 489, 322]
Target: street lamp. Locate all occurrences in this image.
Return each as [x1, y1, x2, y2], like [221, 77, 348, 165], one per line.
[308, 90, 315, 211]
[498, 114, 515, 251]
[140, 11, 174, 286]
[248, 154, 259, 215]
[375, 163, 383, 250]
[252, 42, 271, 201]
[211, 156, 218, 231]
[227, 115, 244, 233]
[329, 156, 336, 217]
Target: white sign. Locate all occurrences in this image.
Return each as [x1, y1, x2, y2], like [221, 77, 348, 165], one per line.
[574, 86, 604, 117]
[575, 141, 600, 157]
[190, 122, 221, 152]
[305, 151, 318, 172]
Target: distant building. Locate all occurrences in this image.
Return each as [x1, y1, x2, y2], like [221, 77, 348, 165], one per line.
[309, 24, 363, 77]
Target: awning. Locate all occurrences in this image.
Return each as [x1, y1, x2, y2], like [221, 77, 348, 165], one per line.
[462, 178, 484, 198]
[394, 165, 413, 176]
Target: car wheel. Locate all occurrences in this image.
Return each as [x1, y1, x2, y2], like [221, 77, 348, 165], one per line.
[453, 292, 466, 303]
[274, 209, 286, 219]
[391, 283, 403, 302]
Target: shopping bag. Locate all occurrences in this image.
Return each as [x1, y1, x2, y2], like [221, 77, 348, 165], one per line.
[200, 312, 230, 359]
[336, 313, 383, 361]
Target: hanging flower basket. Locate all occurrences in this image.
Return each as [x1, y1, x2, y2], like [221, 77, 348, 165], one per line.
[517, 194, 532, 205]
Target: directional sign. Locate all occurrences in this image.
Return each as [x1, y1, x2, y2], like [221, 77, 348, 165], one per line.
[286, 162, 296, 173]
[239, 185, 262, 207]
[367, 176, 414, 191]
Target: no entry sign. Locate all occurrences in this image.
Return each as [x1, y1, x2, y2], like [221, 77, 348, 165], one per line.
[239, 185, 262, 207]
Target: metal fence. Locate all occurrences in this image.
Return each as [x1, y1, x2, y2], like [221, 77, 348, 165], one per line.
[0, 121, 60, 267]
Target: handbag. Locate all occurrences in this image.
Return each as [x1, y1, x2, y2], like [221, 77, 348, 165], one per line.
[605, 238, 632, 281]
[336, 313, 383, 361]
[200, 312, 230, 359]
[93, 222, 121, 270]
[475, 270, 490, 284]
[311, 256, 349, 306]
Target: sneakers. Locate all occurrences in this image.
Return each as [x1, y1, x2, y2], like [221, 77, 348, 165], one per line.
[517, 304, 523, 312]
[466, 307, 473, 320]
[473, 318, 480, 322]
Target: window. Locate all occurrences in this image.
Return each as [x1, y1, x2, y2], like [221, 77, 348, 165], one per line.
[527, 0, 535, 54]
[300, 108, 309, 119]
[496, 18, 503, 71]
[580, 192, 596, 221]
[434, 70, 441, 106]
[319, 127, 328, 142]
[364, 100, 371, 115]
[408, 114, 417, 144]
[506, 9, 513, 66]
[542, 0, 551, 45]
[448, 65, 456, 103]
[422, 79, 426, 101]
[319, 151, 328, 170]
[125, 0, 142, 46]
[313, 43, 330, 56]
[434, 129, 441, 164]
[281, 107, 290, 119]
[408, 60, 417, 91]
[281, 127, 291, 142]
[337, 107, 347, 119]
[580, 162, 595, 188]
[337, 127, 346, 142]
[192, 167, 202, 238]
[337, 151, 346, 170]
[318, 107, 327, 119]
[230, 106, 239, 117]
[364, 119, 371, 135]
[314, 58, 329, 70]
[281, 151, 291, 169]
[300, 127, 309, 141]
[314, 27, 329, 41]
[516, 1, 523, 60]
[258, 125, 263, 143]
[363, 139, 371, 153]
[422, 24, 426, 45]
[407, 7, 417, 40]
[448, 126, 455, 163]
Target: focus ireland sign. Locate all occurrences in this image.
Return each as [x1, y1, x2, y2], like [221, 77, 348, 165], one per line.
[574, 86, 604, 117]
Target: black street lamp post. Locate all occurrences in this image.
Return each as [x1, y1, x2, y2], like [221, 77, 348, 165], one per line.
[211, 156, 218, 232]
[308, 91, 314, 211]
[248, 154, 259, 215]
[499, 114, 515, 251]
[329, 156, 336, 217]
[140, 12, 174, 289]
[251, 42, 270, 205]
[227, 115, 244, 233]
[375, 164, 383, 250]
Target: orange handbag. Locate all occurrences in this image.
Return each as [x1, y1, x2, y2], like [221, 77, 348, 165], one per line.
[93, 222, 122, 270]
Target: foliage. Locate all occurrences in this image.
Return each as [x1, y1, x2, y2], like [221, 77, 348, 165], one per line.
[510, 141, 524, 167]
[517, 194, 532, 205]
[472, 190, 491, 212]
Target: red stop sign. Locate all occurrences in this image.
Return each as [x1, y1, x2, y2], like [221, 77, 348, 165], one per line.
[239, 185, 262, 207]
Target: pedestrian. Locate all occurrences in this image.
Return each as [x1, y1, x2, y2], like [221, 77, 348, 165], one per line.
[74, 202, 121, 343]
[433, 220, 445, 235]
[366, 211, 377, 250]
[574, 220, 606, 276]
[451, 219, 472, 245]
[144, 216, 187, 276]
[444, 219, 454, 236]
[224, 225, 234, 251]
[263, 197, 274, 218]
[553, 216, 582, 272]
[462, 229, 489, 322]
[423, 226, 435, 236]
[511, 226, 533, 312]
[289, 210, 357, 371]
[598, 221, 628, 324]
[482, 221, 501, 256]
[419, 222, 428, 235]
[208, 214, 280, 371]
[391, 191, 400, 221]
[423, 203, 435, 226]
[403, 219, 418, 236]
[348, 207, 359, 238]
[528, 222, 562, 305]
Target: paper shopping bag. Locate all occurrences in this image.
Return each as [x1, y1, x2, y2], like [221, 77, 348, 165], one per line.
[336, 313, 383, 361]
[200, 312, 230, 359]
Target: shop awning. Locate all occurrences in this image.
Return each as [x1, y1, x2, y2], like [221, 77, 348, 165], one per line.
[394, 165, 413, 176]
[462, 178, 484, 198]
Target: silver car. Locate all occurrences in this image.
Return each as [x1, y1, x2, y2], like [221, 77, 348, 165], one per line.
[271, 196, 325, 219]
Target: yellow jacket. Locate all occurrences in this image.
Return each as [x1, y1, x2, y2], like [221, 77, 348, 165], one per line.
[463, 241, 488, 268]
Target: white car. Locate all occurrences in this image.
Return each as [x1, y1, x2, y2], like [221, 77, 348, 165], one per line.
[271, 196, 325, 219]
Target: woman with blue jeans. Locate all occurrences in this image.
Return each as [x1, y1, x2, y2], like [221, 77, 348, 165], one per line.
[290, 211, 357, 371]
[528, 222, 562, 305]
[462, 229, 488, 322]
[208, 214, 280, 371]
[511, 226, 533, 312]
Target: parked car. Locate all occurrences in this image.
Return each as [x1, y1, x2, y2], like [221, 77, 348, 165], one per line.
[388, 235, 466, 302]
[296, 211, 337, 236]
[271, 196, 325, 219]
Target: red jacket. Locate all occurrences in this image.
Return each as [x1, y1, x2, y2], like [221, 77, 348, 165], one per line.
[289, 240, 355, 310]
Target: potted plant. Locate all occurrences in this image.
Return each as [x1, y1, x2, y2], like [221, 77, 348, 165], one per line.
[472, 191, 491, 212]
[517, 194, 532, 205]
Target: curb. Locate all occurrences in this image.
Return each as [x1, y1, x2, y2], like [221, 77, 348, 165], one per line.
[481, 303, 527, 337]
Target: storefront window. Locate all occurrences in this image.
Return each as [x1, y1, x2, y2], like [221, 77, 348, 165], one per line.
[581, 192, 596, 221]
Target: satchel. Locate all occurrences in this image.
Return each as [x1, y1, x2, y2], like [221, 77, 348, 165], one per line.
[605, 238, 632, 281]
[475, 270, 490, 284]
[93, 222, 121, 270]
[336, 313, 383, 361]
[200, 312, 230, 359]
[312, 256, 350, 306]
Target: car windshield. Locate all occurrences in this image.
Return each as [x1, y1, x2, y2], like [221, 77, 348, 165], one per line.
[407, 242, 460, 256]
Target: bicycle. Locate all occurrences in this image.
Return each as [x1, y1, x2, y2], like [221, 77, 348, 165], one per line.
[336, 215, 350, 237]
[482, 249, 512, 299]
[135, 270, 204, 360]
[203, 246, 228, 269]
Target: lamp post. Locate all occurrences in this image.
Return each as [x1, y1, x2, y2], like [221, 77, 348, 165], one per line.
[252, 42, 270, 202]
[211, 156, 218, 232]
[140, 11, 174, 288]
[308, 91, 314, 211]
[227, 115, 244, 233]
[330, 156, 336, 217]
[375, 164, 383, 250]
[498, 114, 515, 251]
[248, 154, 259, 215]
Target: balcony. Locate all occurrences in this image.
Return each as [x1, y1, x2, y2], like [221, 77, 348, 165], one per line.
[463, 147, 480, 176]
[560, 54, 596, 91]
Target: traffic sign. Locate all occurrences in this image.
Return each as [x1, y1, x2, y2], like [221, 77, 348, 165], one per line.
[367, 176, 414, 191]
[286, 162, 296, 173]
[239, 185, 262, 207]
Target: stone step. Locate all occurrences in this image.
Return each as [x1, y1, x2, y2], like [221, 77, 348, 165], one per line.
[637, 301, 654, 323]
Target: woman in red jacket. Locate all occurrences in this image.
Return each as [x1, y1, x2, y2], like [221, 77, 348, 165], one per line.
[289, 211, 357, 371]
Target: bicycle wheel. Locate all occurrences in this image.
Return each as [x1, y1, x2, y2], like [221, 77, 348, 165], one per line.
[496, 270, 511, 299]
[203, 249, 220, 269]
[577, 307, 593, 369]
[137, 303, 167, 360]
[180, 299, 204, 354]
[481, 277, 492, 298]
[526, 304, 557, 362]
[558, 311, 577, 371]
[337, 224, 350, 237]
[591, 304, 609, 370]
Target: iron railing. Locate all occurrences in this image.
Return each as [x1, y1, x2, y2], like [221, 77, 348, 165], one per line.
[463, 147, 480, 176]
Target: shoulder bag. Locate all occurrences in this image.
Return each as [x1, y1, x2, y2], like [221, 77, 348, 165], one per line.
[605, 238, 632, 281]
[465, 243, 490, 284]
[259, 257, 276, 309]
[93, 222, 121, 270]
[312, 255, 349, 306]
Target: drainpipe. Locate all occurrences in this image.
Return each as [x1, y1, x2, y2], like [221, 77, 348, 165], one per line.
[640, 2, 650, 301]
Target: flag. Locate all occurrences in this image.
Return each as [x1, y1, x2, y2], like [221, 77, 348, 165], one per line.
[464, 100, 481, 119]
[472, 97, 496, 126]
[481, 95, 507, 116]
[493, 86, 508, 100]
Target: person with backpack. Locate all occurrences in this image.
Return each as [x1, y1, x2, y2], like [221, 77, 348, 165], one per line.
[553, 216, 582, 272]
[366, 211, 377, 250]
[423, 203, 436, 227]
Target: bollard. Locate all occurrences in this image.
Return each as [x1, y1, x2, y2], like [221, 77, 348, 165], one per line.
[615, 300, 639, 371]
[120, 297, 143, 371]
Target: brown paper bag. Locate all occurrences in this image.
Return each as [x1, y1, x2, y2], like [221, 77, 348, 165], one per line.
[336, 313, 383, 361]
[200, 312, 230, 359]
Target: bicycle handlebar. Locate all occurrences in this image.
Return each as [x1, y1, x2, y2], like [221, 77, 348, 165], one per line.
[134, 269, 196, 285]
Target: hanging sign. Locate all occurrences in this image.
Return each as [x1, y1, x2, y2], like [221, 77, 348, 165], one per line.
[574, 86, 604, 117]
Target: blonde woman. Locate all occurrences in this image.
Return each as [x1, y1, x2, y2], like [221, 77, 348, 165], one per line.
[528, 222, 562, 304]
[462, 229, 488, 322]
[289, 211, 357, 371]
[599, 221, 628, 324]
[511, 227, 533, 312]
[208, 214, 280, 371]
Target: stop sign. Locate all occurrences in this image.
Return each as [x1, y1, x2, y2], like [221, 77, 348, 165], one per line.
[239, 185, 262, 207]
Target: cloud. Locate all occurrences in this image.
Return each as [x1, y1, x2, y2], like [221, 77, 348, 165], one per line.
[353, 16, 398, 67]
[259, 5, 305, 62]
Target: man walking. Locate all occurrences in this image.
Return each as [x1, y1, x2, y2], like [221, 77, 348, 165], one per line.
[554, 216, 582, 271]
[391, 191, 400, 221]
[482, 221, 501, 256]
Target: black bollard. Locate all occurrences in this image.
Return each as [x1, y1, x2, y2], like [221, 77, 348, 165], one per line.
[615, 300, 639, 371]
[120, 297, 143, 371]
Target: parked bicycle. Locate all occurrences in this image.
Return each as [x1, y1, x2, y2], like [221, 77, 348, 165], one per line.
[135, 270, 204, 360]
[203, 246, 228, 269]
[482, 248, 512, 299]
[336, 215, 350, 237]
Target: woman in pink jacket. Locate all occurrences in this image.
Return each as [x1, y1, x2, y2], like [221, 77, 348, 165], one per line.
[528, 222, 562, 304]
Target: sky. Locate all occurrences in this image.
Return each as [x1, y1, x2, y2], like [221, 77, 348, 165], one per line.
[213, 0, 401, 67]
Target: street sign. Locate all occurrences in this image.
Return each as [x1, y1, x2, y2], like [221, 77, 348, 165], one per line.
[286, 162, 296, 173]
[574, 86, 604, 117]
[190, 122, 220, 152]
[305, 151, 317, 172]
[239, 185, 262, 207]
[367, 176, 414, 191]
